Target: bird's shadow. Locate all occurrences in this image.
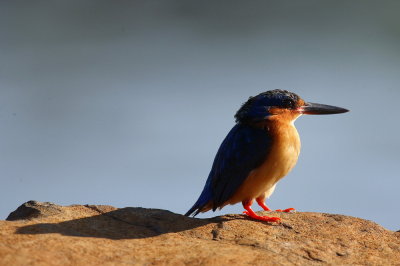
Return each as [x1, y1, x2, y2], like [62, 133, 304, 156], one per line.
[14, 207, 238, 240]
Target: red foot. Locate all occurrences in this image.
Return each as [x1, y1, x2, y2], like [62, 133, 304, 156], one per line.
[256, 199, 296, 213]
[242, 200, 281, 223]
[275, 208, 296, 213]
[242, 210, 281, 222]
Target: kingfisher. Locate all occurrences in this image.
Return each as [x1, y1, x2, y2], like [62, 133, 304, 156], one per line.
[185, 89, 348, 222]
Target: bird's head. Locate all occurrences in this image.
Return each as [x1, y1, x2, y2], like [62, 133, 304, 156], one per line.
[235, 89, 348, 124]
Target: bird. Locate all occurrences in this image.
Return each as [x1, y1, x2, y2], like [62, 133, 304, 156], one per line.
[185, 89, 349, 223]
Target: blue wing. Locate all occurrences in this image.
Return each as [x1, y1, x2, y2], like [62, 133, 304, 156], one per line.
[185, 124, 272, 217]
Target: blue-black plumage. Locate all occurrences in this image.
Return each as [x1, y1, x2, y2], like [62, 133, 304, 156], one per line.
[185, 124, 272, 217]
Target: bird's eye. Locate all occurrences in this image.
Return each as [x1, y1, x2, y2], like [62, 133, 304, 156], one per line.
[282, 99, 296, 109]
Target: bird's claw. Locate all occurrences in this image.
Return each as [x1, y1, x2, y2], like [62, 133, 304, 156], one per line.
[243, 211, 281, 223]
[275, 208, 296, 213]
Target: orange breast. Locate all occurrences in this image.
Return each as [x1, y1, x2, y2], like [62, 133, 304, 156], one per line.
[226, 117, 301, 205]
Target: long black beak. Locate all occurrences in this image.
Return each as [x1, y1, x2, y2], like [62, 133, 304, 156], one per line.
[299, 102, 349, 115]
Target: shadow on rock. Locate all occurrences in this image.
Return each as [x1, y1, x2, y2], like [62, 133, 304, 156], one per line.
[15, 206, 229, 240]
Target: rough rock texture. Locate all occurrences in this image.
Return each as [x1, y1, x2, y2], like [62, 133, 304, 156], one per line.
[1, 201, 399, 265]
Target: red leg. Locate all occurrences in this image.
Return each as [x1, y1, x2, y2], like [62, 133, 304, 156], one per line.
[256, 198, 296, 212]
[242, 200, 281, 223]
[256, 198, 296, 213]
[256, 198, 272, 211]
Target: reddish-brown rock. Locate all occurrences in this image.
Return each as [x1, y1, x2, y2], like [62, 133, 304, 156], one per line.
[1, 201, 399, 265]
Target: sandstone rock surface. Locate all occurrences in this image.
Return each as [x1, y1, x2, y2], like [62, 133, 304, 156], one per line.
[1, 201, 399, 265]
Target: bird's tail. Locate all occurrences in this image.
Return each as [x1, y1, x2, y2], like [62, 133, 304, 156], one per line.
[185, 186, 212, 217]
[184, 204, 201, 217]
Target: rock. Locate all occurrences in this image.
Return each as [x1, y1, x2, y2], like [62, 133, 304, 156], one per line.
[1, 201, 399, 265]
[6, 200, 62, 221]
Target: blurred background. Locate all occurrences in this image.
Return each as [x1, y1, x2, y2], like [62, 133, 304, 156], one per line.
[1, 1, 399, 230]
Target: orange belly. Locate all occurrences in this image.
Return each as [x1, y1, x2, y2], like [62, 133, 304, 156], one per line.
[226, 121, 301, 205]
